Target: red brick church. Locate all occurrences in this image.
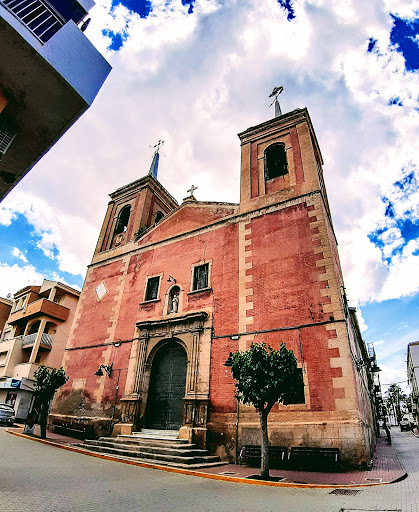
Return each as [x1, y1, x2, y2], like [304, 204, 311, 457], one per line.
[50, 106, 375, 466]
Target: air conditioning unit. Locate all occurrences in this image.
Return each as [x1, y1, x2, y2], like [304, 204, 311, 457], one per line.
[0, 124, 16, 156]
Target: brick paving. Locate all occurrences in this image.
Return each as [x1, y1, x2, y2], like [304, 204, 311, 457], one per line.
[0, 427, 418, 512]
[8, 425, 406, 486]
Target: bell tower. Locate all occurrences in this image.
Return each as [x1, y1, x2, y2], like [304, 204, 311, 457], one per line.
[238, 107, 332, 222]
[93, 145, 178, 258]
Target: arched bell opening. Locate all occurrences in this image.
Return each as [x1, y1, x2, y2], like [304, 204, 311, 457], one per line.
[154, 211, 164, 224]
[111, 204, 131, 247]
[264, 143, 288, 181]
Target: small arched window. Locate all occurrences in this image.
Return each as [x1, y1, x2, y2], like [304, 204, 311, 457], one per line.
[114, 205, 131, 236]
[154, 211, 164, 224]
[264, 143, 288, 181]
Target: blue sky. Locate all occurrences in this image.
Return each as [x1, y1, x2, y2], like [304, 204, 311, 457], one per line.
[1, 0, 419, 393]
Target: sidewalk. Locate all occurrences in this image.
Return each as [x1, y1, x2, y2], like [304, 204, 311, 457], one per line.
[7, 426, 407, 487]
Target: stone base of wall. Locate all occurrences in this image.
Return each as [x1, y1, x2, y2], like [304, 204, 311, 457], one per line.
[207, 414, 374, 468]
[48, 413, 110, 439]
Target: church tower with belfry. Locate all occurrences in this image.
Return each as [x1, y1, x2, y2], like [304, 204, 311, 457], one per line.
[50, 92, 375, 468]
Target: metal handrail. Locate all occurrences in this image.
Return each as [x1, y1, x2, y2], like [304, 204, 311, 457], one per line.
[21, 332, 54, 347]
[1, 0, 64, 43]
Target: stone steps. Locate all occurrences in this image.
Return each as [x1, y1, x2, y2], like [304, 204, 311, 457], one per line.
[79, 432, 225, 469]
[134, 429, 180, 439]
[104, 436, 192, 449]
[89, 438, 211, 457]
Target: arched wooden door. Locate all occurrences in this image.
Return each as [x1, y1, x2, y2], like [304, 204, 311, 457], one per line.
[144, 342, 187, 430]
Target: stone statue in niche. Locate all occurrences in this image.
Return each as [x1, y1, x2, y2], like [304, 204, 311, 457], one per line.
[168, 286, 180, 314]
[171, 292, 179, 314]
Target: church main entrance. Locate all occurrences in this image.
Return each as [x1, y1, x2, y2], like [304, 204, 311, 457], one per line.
[144, 341, 187, 430]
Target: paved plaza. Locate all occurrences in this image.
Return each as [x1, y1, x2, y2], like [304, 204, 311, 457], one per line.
[0, 427, 418, 512]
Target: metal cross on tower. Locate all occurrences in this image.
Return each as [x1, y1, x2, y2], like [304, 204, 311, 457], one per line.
[187, 184, 198, 196]
[150, 139, 165, 154]
[148, 140, 165, 179]
[269, 86, 284, 117]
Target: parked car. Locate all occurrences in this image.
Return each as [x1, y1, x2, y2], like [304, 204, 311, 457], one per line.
[400, 414, 414, 431]
[0, 403, 15, 426]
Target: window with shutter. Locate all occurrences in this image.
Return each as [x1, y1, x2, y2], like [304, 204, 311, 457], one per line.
[193, 263, 209, 291]
[145, 276, 160, 301]
[283, 368, 305, 405]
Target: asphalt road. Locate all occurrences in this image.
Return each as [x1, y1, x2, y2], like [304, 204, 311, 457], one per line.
[0, 427, 417, 512]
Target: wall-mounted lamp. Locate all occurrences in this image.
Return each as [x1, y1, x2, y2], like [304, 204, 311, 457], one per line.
[80, 17, 91, 32]
[94, 363, 113, 378]
[167, 275, 176, 284]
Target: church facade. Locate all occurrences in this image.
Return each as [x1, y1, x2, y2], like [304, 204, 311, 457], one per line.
[50, 108, 376, 467]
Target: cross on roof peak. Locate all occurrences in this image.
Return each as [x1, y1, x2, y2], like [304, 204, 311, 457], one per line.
[187, 184, 198, 196]
[150, 139, 165, 154]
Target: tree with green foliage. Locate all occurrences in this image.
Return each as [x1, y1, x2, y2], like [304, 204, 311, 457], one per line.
[385, 383, 406, 423]
[230, 342, 303, 478]
[33, 366, 68, 439]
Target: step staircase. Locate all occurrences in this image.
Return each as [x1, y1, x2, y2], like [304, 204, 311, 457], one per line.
[79, 429, 226, 469]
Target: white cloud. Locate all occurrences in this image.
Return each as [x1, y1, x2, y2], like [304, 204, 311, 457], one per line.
[379, 239, 419, 301]
[354, 307, 368, 332]
[1, 0, 417, 306]
[380, 363, 409, 395]
[1, 0, 419, 390]
[0, 263, 44, 297]
[1, 191, 97, 277]
[373, 340, 385, 346]
[12, 247, 28, 263]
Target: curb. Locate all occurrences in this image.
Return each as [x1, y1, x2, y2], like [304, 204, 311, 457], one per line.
[6, 429, 400, 489]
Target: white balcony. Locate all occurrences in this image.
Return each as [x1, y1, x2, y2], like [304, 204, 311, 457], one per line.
[0, 0, 111, 200]
[13, 362, 39, 380]
[2, 0, 64, 43]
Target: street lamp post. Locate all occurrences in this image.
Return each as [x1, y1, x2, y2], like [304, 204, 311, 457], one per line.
[94, 364, 127, 436]
[224, 352, 239, 464]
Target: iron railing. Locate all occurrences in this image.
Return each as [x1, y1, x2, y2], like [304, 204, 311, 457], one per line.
[21, 332, 53, 347]
[1, 0, 64, 43]
[0, 123, 16, 156]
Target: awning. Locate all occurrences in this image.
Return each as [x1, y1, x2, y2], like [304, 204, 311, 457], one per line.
[0, 377, 34, 391]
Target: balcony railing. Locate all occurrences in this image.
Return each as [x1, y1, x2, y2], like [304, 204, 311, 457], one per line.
[1, 0, 65, 43]
[21, 332, 53, 348]
[0, 123, 16, 156]
[8, 297, 70, 324]
[367, 342, 376, 360]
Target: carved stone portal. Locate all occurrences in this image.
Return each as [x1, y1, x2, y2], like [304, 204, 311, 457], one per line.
[117, 311, 211, 447]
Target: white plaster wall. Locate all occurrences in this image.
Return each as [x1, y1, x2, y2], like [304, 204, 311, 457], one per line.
[40, 21, 111, 105]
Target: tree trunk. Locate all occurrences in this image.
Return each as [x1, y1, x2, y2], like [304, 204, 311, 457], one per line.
[259, 409, 270, 479]
[40, 401, 48, 439]
[396, 403, 401, 423]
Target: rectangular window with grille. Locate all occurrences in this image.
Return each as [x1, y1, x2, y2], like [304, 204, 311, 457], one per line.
[145, 276, 160, 301]
[0, 124, 16, 155]
[192, 263, 209, 291]
[0, 351, 8, 366]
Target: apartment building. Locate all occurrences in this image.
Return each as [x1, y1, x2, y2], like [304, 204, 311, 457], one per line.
[0, 279, 79, 419]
